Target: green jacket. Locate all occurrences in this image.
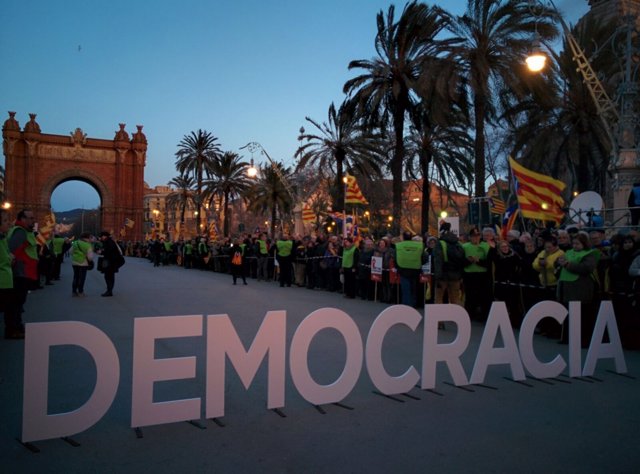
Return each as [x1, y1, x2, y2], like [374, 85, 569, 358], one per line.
[0, 237, 12, 289]
[395, 240, 424, 270]
[277, 240, 292, 257]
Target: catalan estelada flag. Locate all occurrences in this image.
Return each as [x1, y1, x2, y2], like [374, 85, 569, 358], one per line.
[509, 157, 565, 223]
[489, 196, 506, 215]
[345, 174, 368, 205]
[302, 205, 315, 224]
[500, 205, 520, 240]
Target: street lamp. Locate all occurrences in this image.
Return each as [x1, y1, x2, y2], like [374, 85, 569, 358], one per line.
[525, 44, 547, 72]
[247, 158, 258, 178]
[2, 201, 11, 210]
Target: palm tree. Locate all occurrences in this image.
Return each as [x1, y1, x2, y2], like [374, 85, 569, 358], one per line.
[166, 175, 196, 234]
[296, 101, 384, 209]
[175, 129, 222, 230]
[449, 0, 558, 197]
[203, 151, 252, 237]
[344, 1, 454, 233]
[247, 162, 294, 238]
[406, 102, 474, 234]
[503, 15, 617, 196]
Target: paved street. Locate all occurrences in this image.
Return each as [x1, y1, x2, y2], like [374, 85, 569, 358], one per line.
[1, 257, 639, 473]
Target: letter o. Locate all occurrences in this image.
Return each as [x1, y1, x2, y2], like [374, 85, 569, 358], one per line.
[290, 308, 363, 405]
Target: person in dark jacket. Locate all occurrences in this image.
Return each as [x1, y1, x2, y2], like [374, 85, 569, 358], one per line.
[490, 240, 523, 328]
[432, 223, 464, 306]
[98, 231, 124, 297]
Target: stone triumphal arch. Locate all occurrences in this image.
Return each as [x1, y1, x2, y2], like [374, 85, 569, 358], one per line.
[2, 112, 146, 240]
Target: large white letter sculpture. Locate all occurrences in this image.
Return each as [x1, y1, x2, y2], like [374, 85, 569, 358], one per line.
[206, 311, 286, 418]
[22, 322, 120, 443]
[422, 304, 471, 389]
[131, 315, 202, 428]
[518, 301, 567, 379]
[583, 301, 627, 376]
[290, 308, 363, 405]
[470, 302, 525, 384]
[366, 305, 421, 394]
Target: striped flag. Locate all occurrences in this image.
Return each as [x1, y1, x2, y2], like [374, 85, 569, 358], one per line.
[344, 174, 368, 205]
[509, 156, 565, 223]
[125, 218, 135, 228]
[36, 212, 56, 246]
[302, 204, 315, 224]
[501, 206, 520, 240]
[489, 196, 506, 215]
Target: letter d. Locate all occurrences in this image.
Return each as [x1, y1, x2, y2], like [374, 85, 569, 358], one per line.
[22, 322, 119, 443]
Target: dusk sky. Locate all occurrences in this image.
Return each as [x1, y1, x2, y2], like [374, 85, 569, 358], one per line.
[1, 0, 589, 211]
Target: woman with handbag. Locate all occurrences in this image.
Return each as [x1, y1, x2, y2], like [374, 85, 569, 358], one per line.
[98, 231, 124, 297]
[71, 232, 94, 297]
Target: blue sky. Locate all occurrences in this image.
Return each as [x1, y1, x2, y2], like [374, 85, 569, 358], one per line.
[1, 0, 589, 211]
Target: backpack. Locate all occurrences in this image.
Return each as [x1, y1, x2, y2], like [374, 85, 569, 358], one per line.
[231, 250, 242, 266]
[441, 240, 465, 272]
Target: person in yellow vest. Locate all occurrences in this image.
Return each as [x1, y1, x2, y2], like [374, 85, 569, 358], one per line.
[71, 232, 94, 296]
[51, 234, 69, 280]
[341, 237, 359, 298]
[532, 235, 565, 338]
[462, 227, 491, 321]
[255, 233, 269, 281]
[276, 233, 293, 287]
[1, 207, 18, 339]
[555, 232, 599, 345]
[7, 209, 39, 339]
[395, 231, 425, 308]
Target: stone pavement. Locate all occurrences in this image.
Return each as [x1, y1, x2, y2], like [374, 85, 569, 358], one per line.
[1, 257, 639, 473]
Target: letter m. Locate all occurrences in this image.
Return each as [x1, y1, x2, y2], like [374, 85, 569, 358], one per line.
[206, 311, 286, 418]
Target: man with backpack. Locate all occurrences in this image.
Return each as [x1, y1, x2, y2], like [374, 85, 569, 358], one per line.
[432, 222, 465, 306]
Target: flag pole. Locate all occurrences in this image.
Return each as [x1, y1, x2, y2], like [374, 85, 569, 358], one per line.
[343, 177, 347, 238]
[508, 156, 529, 233]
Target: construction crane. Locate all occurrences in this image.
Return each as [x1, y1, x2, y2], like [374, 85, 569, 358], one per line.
[547, 0, 620, 151]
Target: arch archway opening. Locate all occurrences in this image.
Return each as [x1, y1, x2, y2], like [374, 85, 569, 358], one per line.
[50, 179, 102, 238]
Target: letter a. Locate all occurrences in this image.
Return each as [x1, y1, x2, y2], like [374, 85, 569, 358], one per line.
[583, 301, 627, 376]
[470, 302, 525, 384]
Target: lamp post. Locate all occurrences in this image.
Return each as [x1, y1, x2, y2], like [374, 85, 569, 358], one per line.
[241, 141, 303, 236]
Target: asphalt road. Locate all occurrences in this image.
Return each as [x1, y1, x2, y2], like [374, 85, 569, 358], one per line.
[1, 257, 639, 473]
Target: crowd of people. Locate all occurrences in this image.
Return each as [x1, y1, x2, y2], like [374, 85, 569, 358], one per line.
[125, 223, 640, 349]
[0, 208, 124, 339]
[2, 205, 639, 349]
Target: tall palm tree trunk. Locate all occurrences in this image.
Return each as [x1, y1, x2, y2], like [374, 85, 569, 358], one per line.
[335, 149, 346, 209]
[271, 200, 277, 238]
[473, 93, 486, 198]
[420, 151, 431, 235]
[392, 108, 405, 235]
[223, 191, 230, 237]
[196, 155, 202, 232]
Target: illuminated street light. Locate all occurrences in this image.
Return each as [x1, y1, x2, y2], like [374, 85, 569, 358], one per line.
[440, 210, 448, 219]
[387, 215, 393, 222]
[247, 158, 258, 178]
[2, 201, 11, 210]
[526, 41, 547, 72]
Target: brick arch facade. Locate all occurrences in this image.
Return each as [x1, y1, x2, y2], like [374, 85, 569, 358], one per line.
[2, 112, 146, 240]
